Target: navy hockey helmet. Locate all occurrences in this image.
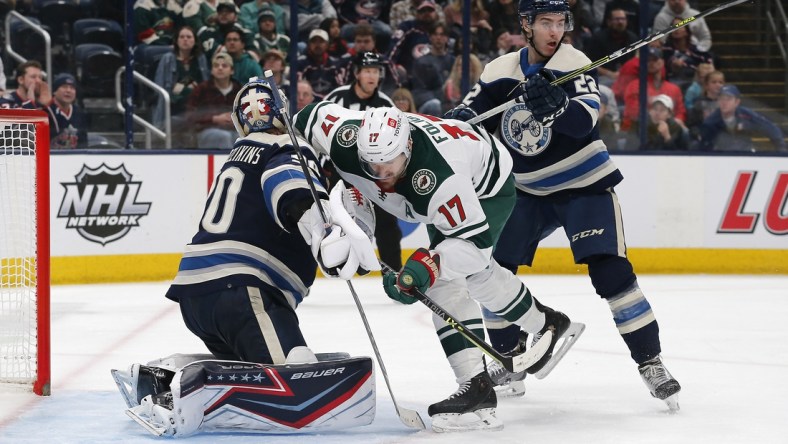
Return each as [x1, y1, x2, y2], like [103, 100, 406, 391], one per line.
[518, 0, 574, 31]
[231, 77, 287, 137]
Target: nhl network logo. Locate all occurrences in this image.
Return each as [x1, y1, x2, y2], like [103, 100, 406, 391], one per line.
[57, 163, 152, 245]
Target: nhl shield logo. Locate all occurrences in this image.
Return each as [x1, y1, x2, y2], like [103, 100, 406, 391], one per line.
[412, 169, 437, 195]
[57, 164, 152, 245]
[501, 103, 552, 156]
[337, 124, 359, 147]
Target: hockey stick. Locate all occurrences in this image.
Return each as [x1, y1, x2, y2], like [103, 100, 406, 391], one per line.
[467, 0, 751, 125]
[380, 263, 552, 374]
[263, 71, 426, 430]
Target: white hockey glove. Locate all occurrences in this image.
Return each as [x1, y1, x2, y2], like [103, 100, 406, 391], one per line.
[321, 182, 380, 280]
[297, 199, 332, 259]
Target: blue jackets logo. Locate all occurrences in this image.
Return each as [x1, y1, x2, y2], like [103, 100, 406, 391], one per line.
[501, 103, 551, 156]
[57, 164, 152, 245]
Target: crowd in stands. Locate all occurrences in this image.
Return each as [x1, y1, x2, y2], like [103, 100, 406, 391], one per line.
[0, 0, 784, 151]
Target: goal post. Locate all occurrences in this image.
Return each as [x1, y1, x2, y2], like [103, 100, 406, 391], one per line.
[0, 109, 50, 396]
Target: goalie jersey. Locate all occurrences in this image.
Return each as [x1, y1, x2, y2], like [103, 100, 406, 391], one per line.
[165, 132, 328, 309]
[462, 44, 623, 197]
[294, 101, 514, 280]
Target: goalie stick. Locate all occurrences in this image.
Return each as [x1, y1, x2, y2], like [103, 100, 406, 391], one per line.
[263, 71, 426, 431]
[467, 0, 752, 125]
[380, 263, 552, 374]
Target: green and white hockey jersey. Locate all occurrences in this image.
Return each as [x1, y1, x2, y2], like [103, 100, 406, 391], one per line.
[294, 102, 515, 281]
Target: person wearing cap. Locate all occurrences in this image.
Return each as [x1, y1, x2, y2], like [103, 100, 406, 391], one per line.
[253, 6, 290, 59]
[389, 0, 446, 30]
[388, 0, 440, 74]
[640, 94, 690, 151]
[186, 52, 242, 148]
[585, 7, 638, 87]
[133, 0, 178, 46]
[279, 0, 337, 41]
[239, 0, 287, 37]
[262, 49, 289, 90]
[223, 28, 263, 84]
[295, 28, 342, 99]
[197, 2, 256, 59]
[622, 45, 685, 131]
[699, 84, 786, 152]
[45, 73, 86, 149]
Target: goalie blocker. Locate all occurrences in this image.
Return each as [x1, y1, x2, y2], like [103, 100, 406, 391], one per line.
[112, 351, 375, 437]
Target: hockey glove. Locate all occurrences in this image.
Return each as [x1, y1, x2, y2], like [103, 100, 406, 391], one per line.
[383, 248, 440, 304]
[521, 70, 569, 126]
[443, 104, 478, 122]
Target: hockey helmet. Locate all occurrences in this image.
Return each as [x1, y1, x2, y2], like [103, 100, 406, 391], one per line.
[518, 0, 574, 30]
[231, 77, 287, 137]
[357, 107, 411, 179]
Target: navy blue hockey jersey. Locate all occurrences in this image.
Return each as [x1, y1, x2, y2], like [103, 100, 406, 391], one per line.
[165, 132, 328, 309]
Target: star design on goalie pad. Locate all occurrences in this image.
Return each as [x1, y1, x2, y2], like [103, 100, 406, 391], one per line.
[241, 374, 250, 382]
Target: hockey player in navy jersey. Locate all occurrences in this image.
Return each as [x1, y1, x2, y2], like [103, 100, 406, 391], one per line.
[111, 78, 381, 437]
[445, 0, 681, 409]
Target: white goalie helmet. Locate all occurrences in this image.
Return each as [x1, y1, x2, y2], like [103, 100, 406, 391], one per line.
[357, 107, 411, 179]
[231, 77, 288, 137]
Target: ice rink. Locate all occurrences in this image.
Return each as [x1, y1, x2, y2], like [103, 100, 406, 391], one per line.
[1, 274, 787, 443]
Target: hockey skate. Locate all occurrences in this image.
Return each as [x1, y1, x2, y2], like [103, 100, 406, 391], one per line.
[529, 301, 586, 379]
[111, 363, 175, 408]
[428, 371, 502, 432]
[488, 331, 528, 398]
[639, 355, 681, 411]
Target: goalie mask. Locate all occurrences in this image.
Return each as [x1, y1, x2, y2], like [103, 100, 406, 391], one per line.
[357, 107, 411, 180]
[231, 77, 287, 137]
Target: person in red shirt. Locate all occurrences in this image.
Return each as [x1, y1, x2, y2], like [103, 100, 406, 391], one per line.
[621, 46, 685, 131]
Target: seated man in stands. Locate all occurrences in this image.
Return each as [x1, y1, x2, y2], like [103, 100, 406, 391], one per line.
[699, 84, 786, 152]
[186, 53, 242, 149]
[45, 74, 87, 149]
[133, 0, 178, 45]
[0, 61, 50, 110]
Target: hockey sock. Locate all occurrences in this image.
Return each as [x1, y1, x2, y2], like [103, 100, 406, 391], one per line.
[486, 322, 522, 353]
[606, 284, 662, 363]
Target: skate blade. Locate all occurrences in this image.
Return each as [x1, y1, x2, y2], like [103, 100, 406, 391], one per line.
[513, 330, 553, 373]
[663, 393, 680, 412]
[110, 368, 136, 408]
[494, 380, 526, 398]
[125, 407, 167, 437]
[534, 322, 586, 380]
[431, 408, 504, 432]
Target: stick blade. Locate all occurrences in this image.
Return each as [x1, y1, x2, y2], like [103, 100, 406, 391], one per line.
[510, 330, 553, 373]
[395, 406, 427, 429]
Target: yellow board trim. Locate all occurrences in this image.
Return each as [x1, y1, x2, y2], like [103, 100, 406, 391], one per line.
[50, 248, 788, 284]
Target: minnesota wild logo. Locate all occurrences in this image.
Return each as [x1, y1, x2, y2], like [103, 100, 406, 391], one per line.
[412, 169, 437, 195]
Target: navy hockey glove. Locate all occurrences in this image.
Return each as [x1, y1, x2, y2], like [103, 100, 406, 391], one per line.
[521, 70, 568, 126]
[382, 248, 440, 304]
[443, 105, 478, 122]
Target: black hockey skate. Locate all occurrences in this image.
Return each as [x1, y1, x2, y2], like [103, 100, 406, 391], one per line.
[527, 300, 571, 375]
[111, 364, 175, 408]
[428, 371, 502, 432]
[639, 355, 681, 411]
[488, 331, 528, 398]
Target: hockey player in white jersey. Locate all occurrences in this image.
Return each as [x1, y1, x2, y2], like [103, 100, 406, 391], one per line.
[294, 102, 578, 432]
[445, 0, 681, 409]
[111, 78, 381, 437]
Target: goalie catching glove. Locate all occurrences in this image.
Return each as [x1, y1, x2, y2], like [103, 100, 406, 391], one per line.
[298, 183, 379, 280]
[518, 69, 568, 126]
[383, 248, 440, 304]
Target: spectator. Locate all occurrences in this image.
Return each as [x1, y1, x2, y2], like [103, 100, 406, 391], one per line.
[612, 41, 665, 103]
[639, 94, 690, 151]
[296, 79, 316, 110]
[239, 0, 287, 36]
[601, 0, 641, 36]
[338, 24, 403, 94]
[391, 87, 417, 112]
[223, 28, 263, 83]
[197, 2, 255, 59]
[410, 21, 453, 115]
[585, 8, 638, 87]
[653, 0, 712, 52]
[491, 29, 524, 59]
[566, 0, 594, 51]
[153, 26, 210, 128]
[443, 52, 481, 111]
[622, 46, 686, 131]
[487, 0, 520, 40]
[280, 0, 337, 41]
[133, 0, 179, 45]
[684, 62, 715, 111]
[443, 0, 493, 55]
[699, 84, 786, 152]
[598, 84, 623, 150]
[320, 18, 349, 58]
[388, 0, 439, 75]
[296, 29, 342, 99]
[335, 0, 393, 50]
[46, 74, 87, 149]
[186, 52, 242, 149]
[686, 69, 724, 138]
[182, 0, 222, 31]
[261, 49, 289, 90]
[663, 17, 714, 92]
[389, 0, 445, 31]
[0, 61, 50, 109]
[254, 7, 291, 58]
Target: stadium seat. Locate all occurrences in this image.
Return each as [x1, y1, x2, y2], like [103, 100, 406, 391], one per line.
[133, 44, 173, 80]
[8, 16, 47, 65]
[34, 0, 81, 47]
[73, 19, 124, 53]
[74, 43, 123, 98]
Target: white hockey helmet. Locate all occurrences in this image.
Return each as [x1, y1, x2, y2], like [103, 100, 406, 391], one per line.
[231, 77, 288, 137]
[357, 107, 411, 179]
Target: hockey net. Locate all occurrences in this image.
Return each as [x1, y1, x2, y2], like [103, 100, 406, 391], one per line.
[0, 109, 50, 395]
